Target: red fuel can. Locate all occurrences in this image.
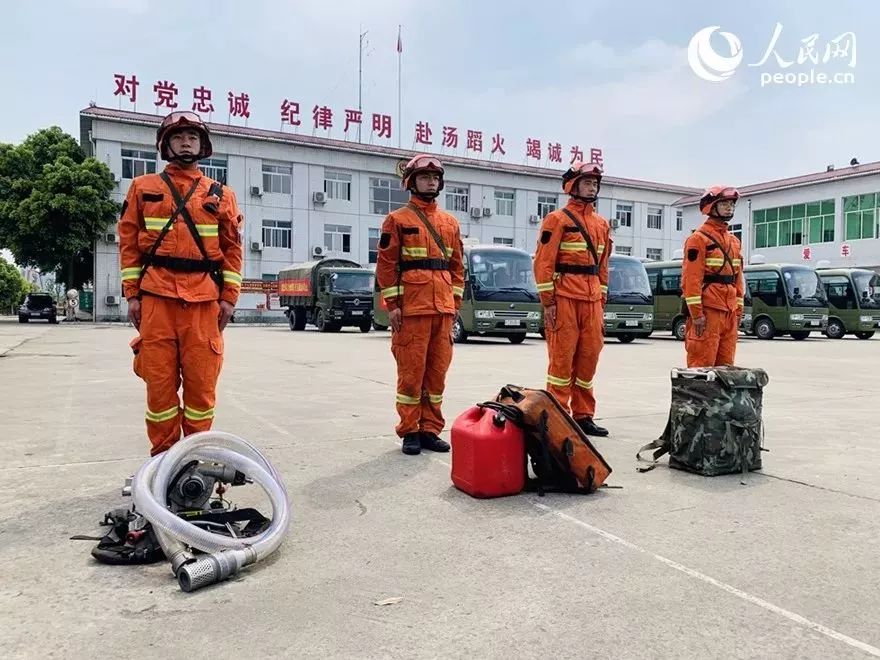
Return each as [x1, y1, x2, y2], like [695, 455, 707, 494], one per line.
[451, 404, 526, 498]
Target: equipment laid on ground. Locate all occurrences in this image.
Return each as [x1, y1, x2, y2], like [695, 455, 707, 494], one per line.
[451, 404, 526, 498]
[450, 385, 613, 498]
[72, 432, 291, 592]
[277, 258, 375, 333]
[637, 366, 769, 476]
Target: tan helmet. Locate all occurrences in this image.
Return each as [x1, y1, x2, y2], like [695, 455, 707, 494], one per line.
[401, 154, 445, 194]
[156, 110, 213, 163]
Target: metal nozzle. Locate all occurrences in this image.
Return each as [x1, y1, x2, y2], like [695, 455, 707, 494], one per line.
[177, 549, 254, 593]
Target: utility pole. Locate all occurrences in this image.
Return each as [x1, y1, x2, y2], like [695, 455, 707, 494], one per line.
[358, 28, 368, 143]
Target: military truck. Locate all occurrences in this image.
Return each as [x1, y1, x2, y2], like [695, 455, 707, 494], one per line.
[373, 242, 542, 343]
[277, 258, 374, 333]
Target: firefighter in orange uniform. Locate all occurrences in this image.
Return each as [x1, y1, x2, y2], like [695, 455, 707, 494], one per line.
[533, 162, 612, 437]
[118, 111, 244, 455]
[681, 186, 744, 367]
[375, 155, 465, 455]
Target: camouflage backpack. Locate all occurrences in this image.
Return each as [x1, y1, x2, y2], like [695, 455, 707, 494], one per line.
[637, 366, 769, 476]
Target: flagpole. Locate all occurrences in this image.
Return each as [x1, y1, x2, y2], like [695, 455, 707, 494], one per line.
[358, 28, 368, 143]
[397, 24, 402, 149]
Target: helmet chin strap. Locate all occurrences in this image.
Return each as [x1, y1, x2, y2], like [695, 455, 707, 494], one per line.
[572, 193, 597, 204]
[411, 188, 439, 202]
[165, 143, 200, 164]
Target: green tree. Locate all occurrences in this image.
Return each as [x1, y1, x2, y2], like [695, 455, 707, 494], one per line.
[0, 257, 30, 314]
[0, 127, 118, 289]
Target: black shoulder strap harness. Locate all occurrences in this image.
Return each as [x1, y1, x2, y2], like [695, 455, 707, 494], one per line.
[558, 208, 601, 276]
[697, 229, 737, 286]
[136, 174, 225, 292]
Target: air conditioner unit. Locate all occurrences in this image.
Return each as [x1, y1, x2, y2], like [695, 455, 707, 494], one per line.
[312, 245, 326, 257]
[610, 218, 620, 229]
[469, 207, 482, 219]
[105, 295, 119, 306]
[313, 191, 327, 204]
[528, 214, 539, 224]
[250, 241, 263, 252]
[482, 207, 492, 217]
[250, 185, 263, 197]
[105, 232, 118, 243]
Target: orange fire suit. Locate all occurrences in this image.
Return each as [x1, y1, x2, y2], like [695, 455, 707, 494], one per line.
[375, 196, 465, 438]
[533, 198, 612, 420]
[681, 218, 744, 367]
[118, 162, 244, 455]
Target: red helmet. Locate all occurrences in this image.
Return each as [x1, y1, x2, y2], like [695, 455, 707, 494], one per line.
[156, 111, 213, 162]
[401, 154, 444, 192]
[562, 161, 603, 196]
[700, 185, 739, 216]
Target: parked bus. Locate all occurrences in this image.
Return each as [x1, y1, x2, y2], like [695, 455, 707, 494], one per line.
[373, 243, 542, 344]
[604, 254, 654, 343]
[816, 267, 880, 340]
[743, 262, 828, 340]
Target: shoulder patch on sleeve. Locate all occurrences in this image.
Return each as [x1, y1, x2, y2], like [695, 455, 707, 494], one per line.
[541, 230, 552, 244]
[379, 232, 391, 249]
[687, 248, 700, 262]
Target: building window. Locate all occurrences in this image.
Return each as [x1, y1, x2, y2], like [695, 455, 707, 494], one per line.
[324, 224, 352, 253]
[262, 164, 292, 194]
[729, 223, 743, 242]
[368, 227, 380, 264]
[121, 148, 157, 179]
[615, 245, 632, 256]
[369, 177, 409, 215]
[324, 170, 352, 201]
[647, 205, 663, 230]
[493, 237, 514, 246]
[495, 189, 515, 216]
[646, 247, 663, 261]
[262, 220, 292, 249]
[445, 185, 469, 213]
[843, 193, 877, 241]
[676, 209, 683, 232]
[537, 194, 557, 218]
[200, 157, 228, 184]
[754, 199, 834, 248]
[615, 202, 633, 228]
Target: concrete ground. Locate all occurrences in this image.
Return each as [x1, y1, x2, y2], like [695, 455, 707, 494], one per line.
[1, 318, 878, 659]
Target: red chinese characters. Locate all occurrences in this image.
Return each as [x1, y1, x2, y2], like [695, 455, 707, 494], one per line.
[548, 143, 562, 163]
[372, 113, 392, 139]
[589, 147, 604, 166]
[526, 138, 541, 160]
[841, 243, 851, 258]
[344, 109, 362, 133]
[442, 126, 458, 148]
[491, 133, 506, 155]
[313, 105, 333, 130]
[281, 99, 301, 125]
[802, 246, 812, 261]
[570, 145, 584, 163]
[467, 130, 483, 152]
[415, 121, 433, 145]
[192, 86, 214, 113]
[228, 92, 251, 118]
[153, 80, 178, 109]
[113, 74, 139, 103]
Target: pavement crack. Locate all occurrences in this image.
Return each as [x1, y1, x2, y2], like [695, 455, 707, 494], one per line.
[0, 335, 40, 358]
[355, 499, 367, 516]
[757, 472, 880, 503]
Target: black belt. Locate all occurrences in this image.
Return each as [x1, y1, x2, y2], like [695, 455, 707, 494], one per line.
[399, 258, 450, 272]
[143, 253, 222, 273]
[704, 274, 736, 285]
[556, 263, 598, 275]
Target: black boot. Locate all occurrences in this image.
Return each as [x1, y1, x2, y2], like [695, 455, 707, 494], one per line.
[402, 432, 422, 455]
[576, 417, 609, 437]
[420, 432, 450, 452]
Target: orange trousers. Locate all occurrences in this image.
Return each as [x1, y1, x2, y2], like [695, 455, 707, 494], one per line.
[390, 313, 454, 437]
[545, 296, 604, 419]
[131, 296, 224, 455]
[685, 308, 739, 367]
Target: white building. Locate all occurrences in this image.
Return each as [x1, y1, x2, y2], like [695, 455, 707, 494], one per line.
[80, 106, 699, 321]
[676, 160, 880, 271]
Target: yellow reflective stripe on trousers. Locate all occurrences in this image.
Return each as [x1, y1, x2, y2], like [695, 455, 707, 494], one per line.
[452, 286, 464, 297]
[427, 393, 443, 404]
[223, 270, 242, 285]
[144, 217, 170, 230]
[547, 374, 571, 387]
[402, 247, 428, 257]
[196, 224, 219, 237]
[121, 266, 142, 281]
[536, 282, 555, 292]
[383, 286, 403, 299]
[560, 241, 587, 252]
[575, 377, 593, 390]
[184, 406, 215, 421]
[146, 405, 179, 423]
[685, 296, 702, 305]
[396, 393, 420, 405]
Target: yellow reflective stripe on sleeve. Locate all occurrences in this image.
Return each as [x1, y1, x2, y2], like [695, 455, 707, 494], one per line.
[536, 282, 555, 292]
[546, 374, 572, 387]
[732, 259, 742, 266]
[452, 286, 464, 297]
[600, 285, 608, 293]
[223, 271, 242, 285]
[146, 405, 179, 423]
[382, 286, 403, 299]
[737, 298, 745, 306]
[560, 241, 587, 252]
[396, 393, 421, 405]
[195, 224, 219, 237]
[402, 247, 428, 257]
[705, 258, 725, 266]
[144, 217, 170, 230]
[597, 244, 605, 254]
[685, 296, 702, 305]
[427, 393, 443, 404]
[445, 247, 454, 257]
[184, 406, 215, 421]
[575, 377, 593, 390]
[121, 267, 142, 281]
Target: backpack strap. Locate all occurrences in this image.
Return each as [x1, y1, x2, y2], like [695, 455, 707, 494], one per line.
[696, 229, 735, 276]
[406, 202, 450, 262]
[561, 208, 601, 267]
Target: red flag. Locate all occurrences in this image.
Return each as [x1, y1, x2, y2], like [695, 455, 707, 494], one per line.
[397, 26, 402, 53]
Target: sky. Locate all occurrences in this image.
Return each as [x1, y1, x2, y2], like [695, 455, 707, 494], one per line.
[0, 0, 876, 189]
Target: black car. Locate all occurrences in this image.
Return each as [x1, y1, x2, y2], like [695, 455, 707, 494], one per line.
[19, 293, 58, 323]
